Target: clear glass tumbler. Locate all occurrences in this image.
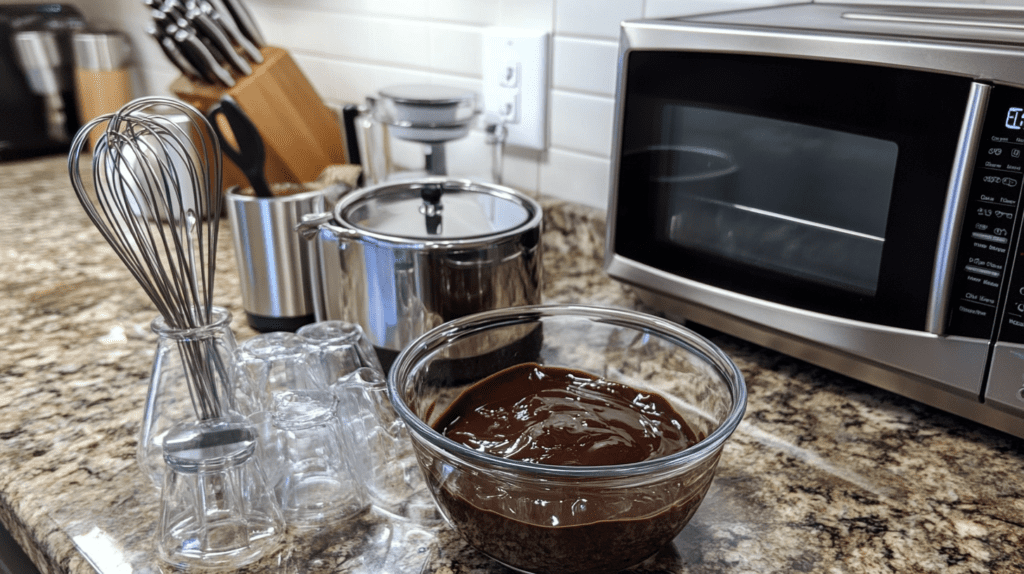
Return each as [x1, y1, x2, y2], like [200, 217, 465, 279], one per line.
[296, 320, 383, 385]
[332, 368, 438, 522]
[157, 415, 283, 569]
[268, 390, 368, 527]
[139, 307, 237, 489]
[233, 332, 324, 415]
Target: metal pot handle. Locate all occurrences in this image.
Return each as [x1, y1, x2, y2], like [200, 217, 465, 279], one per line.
[295, 212, 338, 240]
[293, 212, 333, 321]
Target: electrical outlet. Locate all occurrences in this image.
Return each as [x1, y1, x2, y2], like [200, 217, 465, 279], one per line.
[482, 28, 548, 150]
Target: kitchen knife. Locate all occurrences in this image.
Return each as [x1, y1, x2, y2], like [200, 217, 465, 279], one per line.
[186, 7, 252, 75]
[195, 0, 262, 64]
[174, 27, 235, 87]
[220, 0, 265, 48]
[162, 21, 215, 83]
[208, 97, 273, 197]
[162, 1, 229, 68]
[174, 18, 232, 69]
[148, 23, 203, 81]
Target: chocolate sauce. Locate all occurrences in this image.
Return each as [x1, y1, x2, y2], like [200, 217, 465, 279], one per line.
[430, 363, 714, 574]
[435, 363, 699, 466]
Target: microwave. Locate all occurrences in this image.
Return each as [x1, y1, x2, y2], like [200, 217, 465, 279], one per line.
[605, 3, 1024, 438]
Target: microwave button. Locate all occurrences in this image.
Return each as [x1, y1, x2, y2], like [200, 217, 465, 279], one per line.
[963, 290, 998, 306]
[975, 206, 1016, 221]
[969, 240, 1008, 258]
[965, 264, 1001, 278]
[971, 231, 1010, 244]
[975, 189, 1017, 209]
[979, 174, 1019, 188]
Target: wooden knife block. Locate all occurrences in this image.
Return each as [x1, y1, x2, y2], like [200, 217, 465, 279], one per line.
[171, 46, 347, 190]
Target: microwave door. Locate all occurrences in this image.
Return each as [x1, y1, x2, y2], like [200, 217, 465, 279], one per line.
[613, 51, 977, 332]
[608, 53, 1005, 405]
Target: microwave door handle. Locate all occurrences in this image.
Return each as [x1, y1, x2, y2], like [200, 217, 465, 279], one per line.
[926, 81, 991, 335]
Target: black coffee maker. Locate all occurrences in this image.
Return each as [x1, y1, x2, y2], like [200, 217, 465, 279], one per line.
[0, 4, 85, 160]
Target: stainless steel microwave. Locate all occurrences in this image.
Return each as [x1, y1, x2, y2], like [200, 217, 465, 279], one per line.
[605, 3, 1024, 438]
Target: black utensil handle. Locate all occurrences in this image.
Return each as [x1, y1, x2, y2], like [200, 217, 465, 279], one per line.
[207, 98, 273, 197]
[341, 104, 363, 186]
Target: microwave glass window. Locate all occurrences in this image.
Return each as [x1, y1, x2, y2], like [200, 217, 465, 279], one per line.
[615, 51, 973, 329]
[647, 105, 898, 296]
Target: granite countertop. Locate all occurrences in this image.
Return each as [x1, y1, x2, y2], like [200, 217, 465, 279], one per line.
[2, 154, 1024, 574]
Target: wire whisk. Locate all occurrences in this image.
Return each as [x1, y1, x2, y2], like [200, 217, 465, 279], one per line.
[68, 96, 229, 420]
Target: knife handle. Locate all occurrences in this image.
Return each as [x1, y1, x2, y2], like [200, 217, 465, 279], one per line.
[175, 28, 235, 87]
[199, 0, 263, 64]
[221, 0, 265, 48]
[188, 8, 252, 75]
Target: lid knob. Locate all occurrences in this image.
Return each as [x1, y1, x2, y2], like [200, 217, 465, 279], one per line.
[418, 182, 444, 235]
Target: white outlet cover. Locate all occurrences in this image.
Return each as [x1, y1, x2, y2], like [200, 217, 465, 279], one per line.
[482, 28, 549, 150]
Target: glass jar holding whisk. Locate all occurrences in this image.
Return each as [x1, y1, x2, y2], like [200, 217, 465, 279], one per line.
[139, 306, 238, 489]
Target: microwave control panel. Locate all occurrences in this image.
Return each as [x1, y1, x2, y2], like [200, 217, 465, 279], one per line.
[947, 86, 1024, 341]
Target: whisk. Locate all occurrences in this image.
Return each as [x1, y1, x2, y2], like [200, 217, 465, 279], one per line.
[68, 96, 228, 420]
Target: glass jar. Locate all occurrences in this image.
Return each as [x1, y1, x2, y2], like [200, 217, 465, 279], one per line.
[138, 307, 238, 489]
[158, 415, 283, 569]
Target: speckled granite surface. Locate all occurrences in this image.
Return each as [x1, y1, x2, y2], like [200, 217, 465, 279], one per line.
[2, 154, 1023, 574]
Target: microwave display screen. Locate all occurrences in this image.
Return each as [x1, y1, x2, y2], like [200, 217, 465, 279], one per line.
[646, 105, 899, 296]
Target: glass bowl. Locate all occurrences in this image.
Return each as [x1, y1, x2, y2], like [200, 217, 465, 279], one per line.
[388, 304, 746, 574]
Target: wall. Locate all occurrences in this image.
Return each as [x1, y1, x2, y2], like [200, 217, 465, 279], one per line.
[12, 0, 1024, 209]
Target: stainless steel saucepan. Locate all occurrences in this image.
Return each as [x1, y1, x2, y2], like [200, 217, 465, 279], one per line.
[297, 178, 543, 371]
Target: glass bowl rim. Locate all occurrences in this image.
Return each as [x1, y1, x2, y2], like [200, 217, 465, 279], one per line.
[388, 304, 747, 479]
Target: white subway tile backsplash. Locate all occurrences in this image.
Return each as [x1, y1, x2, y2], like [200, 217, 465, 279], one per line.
[429, 24, 484, 76]
[549, 91, 615, 157]
[539, 149, 611, 209]
[552, 37, 619, 95]
[369, 19, 433, 67]
[248, 0, 429, 19]
[496, 0, 556, 28]
[554, 0, 642, 39]
[426, 0, 500, 25]
[258, 8, 373, 59]
[501, 148, 543, 194]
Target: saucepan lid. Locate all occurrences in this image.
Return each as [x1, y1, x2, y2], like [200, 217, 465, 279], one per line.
[332, 178, 542, 245]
